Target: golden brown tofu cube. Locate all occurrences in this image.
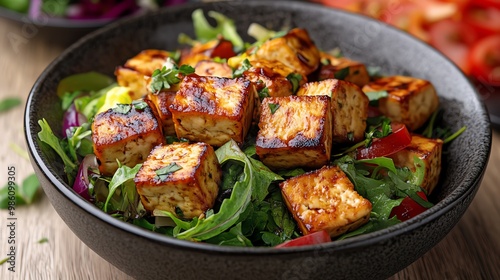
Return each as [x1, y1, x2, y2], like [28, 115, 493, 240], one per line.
[115, 49, 172, 99]
[92, 101, 165, 176]
[180, 38, 236, 67]
[243, 60, 296, 98]
[280, 165, 372, 238]
[318, 52, 371, 87]
[362, 76, 439, 131]
[170, 75, 255, 147]
[145, 91, 176, 136]
[255, 28, 320, 76]
[256, 95, 332, 170]
[194, 60, 233, 78]
[135, 142, 221, 219]
[297, 79, 368, 144]
[388, 134, 443, 195]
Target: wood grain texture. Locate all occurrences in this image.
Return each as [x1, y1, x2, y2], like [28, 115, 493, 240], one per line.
[0, 17, 498, 280]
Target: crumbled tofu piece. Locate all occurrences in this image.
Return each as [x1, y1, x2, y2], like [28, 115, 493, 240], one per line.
[280, 165, 372, 237]
[194, 60, 233, 78]
[318, 52, 371, 87]
[170, 75, 255, 146]
[256, 95, 332, 170]
[135, 142, 221, 219]
[115, 49, 171, 99]
[180, 38, 236, 67]
[92, 101, 165, 176]
[362, 75, 439, 131]
[145, 91, 176, 136]
[255, 28, 320, 76]
[388, 134, 443, 195]
[297, 79, 368, 144]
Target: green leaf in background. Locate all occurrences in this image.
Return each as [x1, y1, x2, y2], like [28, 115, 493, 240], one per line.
[191, 9, 244, 50]
[56, 72, 114, 98]
[0, 97, 21, 113]
[0, 0, 29, 13]
[0, 173, 40, 209]
[37, 237, 49, 244]
[286, 73, 302, 93]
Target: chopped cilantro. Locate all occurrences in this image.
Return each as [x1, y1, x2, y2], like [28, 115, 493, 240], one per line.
[156, 163, 183, 181]
[268, 103, 280, 114]
[286, 73, 302, 93]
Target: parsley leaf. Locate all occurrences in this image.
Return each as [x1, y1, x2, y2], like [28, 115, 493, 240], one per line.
[112, 103, 131, 114]
[365, 90, 389, 107]
[286, 73, 302, 93]
[150, 65, 195, 94]
[155, 163, 183, 181]
[0, 97, 21, 113]
[233, 59, 252, 78]
[258, 87, 270, 100]
[132, 100, 148, 110]
[268, 103, 280, 114]
[334, 67, 350, 80]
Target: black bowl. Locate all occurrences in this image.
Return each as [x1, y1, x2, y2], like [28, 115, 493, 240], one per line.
[24, 1, 492, 279]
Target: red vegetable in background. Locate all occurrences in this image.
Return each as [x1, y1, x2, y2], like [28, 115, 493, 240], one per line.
[62, 104, 87, 138]
[275, 230, 331, 248]
[468, 35, 500, 86]
[72, 154, 99, 202]
[356, 123, 412, 160]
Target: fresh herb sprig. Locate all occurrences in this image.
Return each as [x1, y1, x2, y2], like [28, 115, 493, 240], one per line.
[150, 64, 195, 94]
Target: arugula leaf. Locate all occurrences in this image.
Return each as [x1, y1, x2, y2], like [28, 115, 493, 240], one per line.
[61, 91, 82, 111]
[104, 164, 142, 212]
[191, 9, 244, 50]
[286, 73, 302, 93]
[0, 97, 21, 113]
[38, 119, 77, 183]
[150, 65, 195, 94]
[168, 140, 282, 241]
[205, 223, 254, 246]
[334, 67, 350, 80]
[276, 168, 306, 178]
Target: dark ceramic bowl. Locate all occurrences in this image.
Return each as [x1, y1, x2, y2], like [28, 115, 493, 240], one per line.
[24, 1, 491, 279]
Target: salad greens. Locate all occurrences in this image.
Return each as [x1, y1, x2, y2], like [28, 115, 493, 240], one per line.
[0, 97, 21, 113]
[0, 174, 40, 209]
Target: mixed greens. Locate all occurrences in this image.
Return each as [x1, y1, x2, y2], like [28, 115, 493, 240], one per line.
[37, 10, 464, 247]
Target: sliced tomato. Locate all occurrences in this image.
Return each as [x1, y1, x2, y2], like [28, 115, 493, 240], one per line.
[209, 39, 236, 59]
[390, 191, 429, 222]
[356, 123, 412, 160]
[275, 230, 331, 248]
[468, 35, 500, 86]
[380, 1, 429, 41]
[428, 19, 478, 74]
[475, 0, 500, 9]
[463, 3, 500, 37]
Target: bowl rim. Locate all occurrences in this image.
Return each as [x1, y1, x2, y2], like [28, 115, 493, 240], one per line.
[24, 0, 492, 254]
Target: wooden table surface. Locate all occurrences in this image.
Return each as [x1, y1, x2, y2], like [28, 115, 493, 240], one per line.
[0, 16, 499, 280]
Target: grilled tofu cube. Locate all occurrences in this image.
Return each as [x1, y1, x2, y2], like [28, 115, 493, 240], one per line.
[115, 49, 172, 99]
[388, 134, 443, 195]
[297, 79, 368, 143]
[180, 38, 236, 67]
[256, 95, 332, 170]
[243, 60, 298, 98]
[318, 53, 371, 87]
[280, 165, 372, 237]
[145, 91, 176, 136]
[362, 76, 439, 131]
[255, 28, 320, 76]
[134, 142, 221, 219]
[194, 60, 233, 78]
[92, 101, 165, 176]
[170, 75, 255, 146]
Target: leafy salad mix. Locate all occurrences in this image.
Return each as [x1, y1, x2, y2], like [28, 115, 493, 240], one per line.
[37, 10, 464, 247]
